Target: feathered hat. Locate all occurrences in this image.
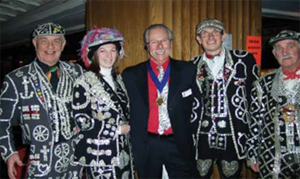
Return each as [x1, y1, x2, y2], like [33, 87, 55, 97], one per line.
[81, 26, 125, 68]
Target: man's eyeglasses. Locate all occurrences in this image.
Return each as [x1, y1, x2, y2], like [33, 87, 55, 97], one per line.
[147, 39, 171, 46]
[200, 30, 221, 38]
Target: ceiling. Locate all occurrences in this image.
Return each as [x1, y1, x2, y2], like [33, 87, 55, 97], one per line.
[0, 0, 299, 50]
[262, 0, 300, 21]
[0, 0, 86, 49]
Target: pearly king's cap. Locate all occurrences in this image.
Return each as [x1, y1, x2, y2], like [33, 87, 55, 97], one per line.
[196, 18, 225, 35]
[269, 30, 300, 46]
[81, 27, 125, 68]
[32, 22, 65, 38]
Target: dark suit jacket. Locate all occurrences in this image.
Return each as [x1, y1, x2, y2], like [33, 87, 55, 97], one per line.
[122, 58, 198, 174]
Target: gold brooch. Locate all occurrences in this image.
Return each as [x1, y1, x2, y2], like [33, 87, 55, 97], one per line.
[156, 96, 164, 106]
[282, 104, 295, 122]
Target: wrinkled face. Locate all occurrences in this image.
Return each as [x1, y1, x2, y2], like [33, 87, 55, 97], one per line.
[95, 43, 118, 69]
[32, 35, 65, 66]
[273, 39, 300, 71]
[196, 27, 226, 55]
[147, 28, 172, 65]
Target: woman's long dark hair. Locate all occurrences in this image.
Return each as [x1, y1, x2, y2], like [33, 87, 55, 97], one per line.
[88, 42, 121, 79]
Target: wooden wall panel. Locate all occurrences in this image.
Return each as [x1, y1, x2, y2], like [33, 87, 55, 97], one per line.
[243, 0, 250, 50]
[237, 0, 243, 49]
[207, 0, 215, 18]
[198, 0, 207, 55]
[229, 0, 237, 49]
[222, 0, 230, 34]
[190, 0, 199, 58]
[172, 0, 182, 59]
[87, 0, 149, 70]
[163, 0, 173, 32]
[182, 1, 190, 60]
[215, 0, 222, 21]
[252, 0, 262, 36]
[86, 1, 261, 177]
[87, 0, 261, 69]
[149, 0, 163, 24]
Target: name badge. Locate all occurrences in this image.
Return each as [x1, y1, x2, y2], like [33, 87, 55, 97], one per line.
[182, 89, 192, 98]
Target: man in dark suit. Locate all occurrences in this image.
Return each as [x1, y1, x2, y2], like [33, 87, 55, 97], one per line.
[122, 24, 199, 178]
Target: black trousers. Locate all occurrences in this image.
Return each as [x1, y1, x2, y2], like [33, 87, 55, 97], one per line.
[197, 134, 243, 179]
[140, 133, 198, 179]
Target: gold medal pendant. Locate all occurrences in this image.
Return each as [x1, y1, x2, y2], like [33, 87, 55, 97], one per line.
[282, 104, 295, 122]
[156, 96, 164, 106]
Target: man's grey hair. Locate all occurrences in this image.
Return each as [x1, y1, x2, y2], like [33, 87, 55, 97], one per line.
[143, 24, 173, 45]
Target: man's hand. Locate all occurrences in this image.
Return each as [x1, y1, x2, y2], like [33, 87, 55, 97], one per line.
[7, 154, 24, 179]
[120, 124, 131, 135]
[250, 164, 259, 172]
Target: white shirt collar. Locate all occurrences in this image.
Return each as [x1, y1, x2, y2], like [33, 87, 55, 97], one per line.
[100, 67, 115, 90]
[203, 47, 225, 78]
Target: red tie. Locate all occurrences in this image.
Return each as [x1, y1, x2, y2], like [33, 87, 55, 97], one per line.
[282, 63, 300, 80]
[205, 52, 221, 60]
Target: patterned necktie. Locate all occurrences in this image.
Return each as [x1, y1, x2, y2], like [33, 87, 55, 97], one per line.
[46, 66, 59, 82]
[156, 66, 171, 134]
[157, 66, 164, 82]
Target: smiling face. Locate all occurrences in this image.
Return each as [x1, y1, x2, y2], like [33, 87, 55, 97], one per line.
[95, 43, 118, 69]
[147, 28, 172, 65]
[273, 39, 300, 72]
[32, 35, 65, 66]
[196, 27, 226, 56]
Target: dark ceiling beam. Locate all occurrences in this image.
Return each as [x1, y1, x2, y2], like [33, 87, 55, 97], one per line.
[262, 0, 300, 21]
[0, 0, 86, 49]
[1, 0, 85, 34]
[262, 8, 300, 21]
[16, 0, 43, 6]
[0, 2, 27, 12]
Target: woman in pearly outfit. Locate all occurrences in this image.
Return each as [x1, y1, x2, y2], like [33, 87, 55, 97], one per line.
[72, 27, 135, 179]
